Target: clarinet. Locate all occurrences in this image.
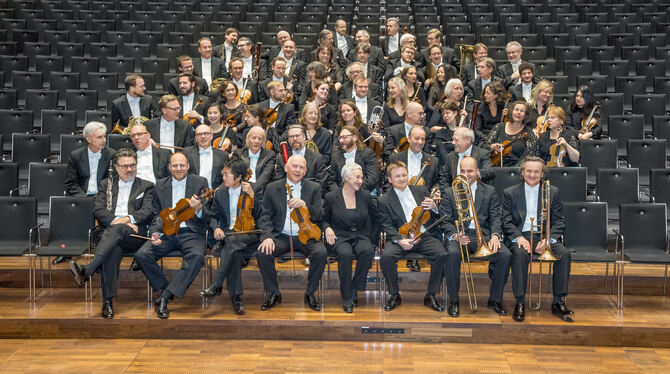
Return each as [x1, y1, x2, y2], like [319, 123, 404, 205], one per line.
[106, 160, 114, 211]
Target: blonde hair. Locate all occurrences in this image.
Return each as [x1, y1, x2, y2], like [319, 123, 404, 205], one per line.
[386, 76, 409, 109]
[529, 80, 554, 109]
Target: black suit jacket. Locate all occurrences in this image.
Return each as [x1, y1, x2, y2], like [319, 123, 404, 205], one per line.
[145, 117, 195, 149]
[437, 145, 494, 195]
[149, 174, 210, 235]
[384, 58, 422, 81]
[258, 178, 323, 241]
[264, 46, 308, 64]
[379, 34, 401, 57]
[274, 149, 327, 187]
[389, 150, 439, 188]
[183, 146, 229, 189]
[419, 46, 459, 70]
[440, 182, 502, 240]
[135, 146, 171, 181]
[212, 43, 239, 65]
[233, 147, 276, 195]
[465, 76, 502, 100]
[177, 94, 209, 119]
[257, 76, 292, 103]
[501, 182, 564, 244]
[328, 146, 380, 192]
[378, 185, 438, 241]
[65, 146, 116, 196]
[322, 188, 376, 242]
[93, 177, 154, 228]
[338, 81, 382, 103]
[310, 46, 347, 69]
[347, 45, 385, 69]
[192, 56, 227, 83]
[461, 62, 476, 85]
[494, 61, 539, 89]
[208, 183, 261, 233]
[110, 95, 155, 128]
[383, 123, 410, 159]
[509, 82, 536, 102]
[257, 99, 296, 136]
[168, 76, 209, 97]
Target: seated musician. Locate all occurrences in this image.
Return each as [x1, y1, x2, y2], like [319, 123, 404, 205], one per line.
[184, 124, 229, 189]
[145, 94, 195, 150]
[339, 63, 382, 105]
[205, 102, 238, 150]
[402, 66, 427, 109]
[299, 62, 339, 109]
[536, 106, 580, 167]
[69, 148, 154, 319]
[420, 29, 459, 69]
[176, 72, 208, 125]
[381, 77, 409, 129]
[235, 37, 263, 80]
[426, 78, 467, 130]
[465, 57, 501, 100]
[349, 29, 385, 70]
[323, 163, 376, 313]
[298, 102, 333, 164]
[233, 126, 276, 195]
[65, 121, 116, 197]
[474, 81, 508, 144]
[509, 62, 536, 103]
[425, 65, 451, 116]
[200, 155, 260, 315]
[212, 27, 239, 69]
[384, 42, 420, 82]
[460, 43, 488, 85]
[328, 125, 380, 193]
[440, 156, 512, 317]
[565, 86, 602, 140]
[378, 161, 448, 312]
[256, 155, 328, 311]
[527, 80, 554, 130]
[258, 57, 294, 103]
[275, 124, 327, 183]
[383, 101, 424, 160]
[420, 44, 458, 92]
[218, 79, 248, 136]
[501, 156, 573, 321]
[484, 101, 537, 167]
[258, 81, 296, 136]
[306, 79, 338, 130]
[192, 37, 227, 89]
[168, 56, 210, 97]
[353, 43, 384, 83]
[129, 123, 171, 184]
[432, 102, 460, 164]
[264, 30, 308, 63]
[311, 29, 347, 70]
[226, 57, 257, 106]
[438, 127, 494, 200]
[276, 40, 307, 89]
[494, 41, 539, 89]
[349, 76, 383, 123]
[111, 74, 154, 129]
[134, 152, 209, 319]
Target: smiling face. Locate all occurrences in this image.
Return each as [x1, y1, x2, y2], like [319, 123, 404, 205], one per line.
[388, 165, 408, 190]
[198, 39, 213, 59]
[115, 155, 137, 182]
[344, 168, 364, 191]
[169, 152, 190, 181]
[521, 160, 544, 187]
[285, 155, 306, 184]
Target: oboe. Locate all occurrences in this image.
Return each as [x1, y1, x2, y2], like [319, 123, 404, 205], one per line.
[106, 160, 114, 211]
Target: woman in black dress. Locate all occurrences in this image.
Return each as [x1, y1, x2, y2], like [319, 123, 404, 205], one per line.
[306, 79, 338, 131]
[537, 105, 580, 167]
[485, 101, 537, 167]
[298, 101, 333, 164]
[474, 81, 508, 145]
[382, 76, 409, 128]
[432, 101, 460, 164]
[564, 85, 602, 140]
[401, 66, 426, 110]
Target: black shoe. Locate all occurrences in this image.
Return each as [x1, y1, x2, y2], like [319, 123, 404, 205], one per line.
[128, 259, 141, 272]
[232, 296, 245, 315]
[53, 256, 71, 265]
[352, 296, 359, 307]
[101, 300, 114, 319]
[423, 294, 445, 312]
[154, 298, 170, 319]
[407, 259, 421, 272]
[199, 283, 222, 298]
[384, 294, 402, 311]
[551, 300, 574, 316]
[277, 257, 289, 263]
[69, 261, 87, 287]
[240, 258, 250, 269]
[487, 299, 508, 316]
[261, 293, 282, 310]
[447, 301, 460, 317]
[304, 294, 321, 311]
[513, 303, 525, 322]
[343, 304, 353, 313]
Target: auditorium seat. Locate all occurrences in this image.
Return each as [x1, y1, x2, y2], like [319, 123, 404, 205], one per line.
[595, 168, 640, 220]
[24, 89, 58, 121]
[542, 76, 568, 95]
[106, 134, 133, 151]
[563, 60, 593, 89]
[0, 163, 19, 196]
[580, 139, 618, 184]
[12, 71, 43, 99]
[600, 60, 630, 90]
[627, 139, 667, 186]
[85, 110, 112, 131]
[636, 60, 666, 90]
[41, 109, 77, 150]
[22, 42, 50, 61]
[650, 169, 670, 205]
[35, 55, 64, 74]
[59, 134, 86, 163]
[653, 78, 670, 110]
[652, 116, 670, 153]
[633, 94, 666, 126]
[104, 57, 135, 77]
[548, 167, 587, 202]
[0, 110, 34, 149]
[28, 162, 67, 214]
[65, 89, 97, 124]
[11, 133, 50, 179]
[491, 167, 520, 202]
[594, 93, 624, 127]
[621, 46, 650, 64]
[577, 75, 608, 94]
[0, 197, 38, 281]
[0, 89, 18, 110]
[49, 71, 80, 101]
[608, 114, 645, 156]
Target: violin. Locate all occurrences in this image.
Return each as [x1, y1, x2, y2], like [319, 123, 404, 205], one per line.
[286, 184, 321, 244]
[183, 97, 205, 126]
[393, 136, 409, 154]
[159, 188, 214, 236]
[233, 169, 255, 232]
[547, 143, 567, 167]
[535, 106, 549, 135]
[491, 132, 529, 167]
[502, 93, 512, 123]
[409, 159, 432, 186]
[212, 114, 236, 152]
[579, 104, 600, 135]
[236, 78, 252, 104]
[398, 187, 441, 239]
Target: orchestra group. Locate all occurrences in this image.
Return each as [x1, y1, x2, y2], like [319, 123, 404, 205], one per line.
[62, 19, 599, 322]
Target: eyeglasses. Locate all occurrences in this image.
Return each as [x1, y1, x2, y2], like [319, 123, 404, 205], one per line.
[166, 106, 181, 111]
[130, 132, 148, 138]
[287, 134, 304, 139]
[117, 163, 137, 169]
[338, 134, 355, 140]
[195, 132, 212, 137]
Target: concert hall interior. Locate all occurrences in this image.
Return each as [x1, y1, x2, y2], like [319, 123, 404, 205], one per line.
[1, 0, 670, 372]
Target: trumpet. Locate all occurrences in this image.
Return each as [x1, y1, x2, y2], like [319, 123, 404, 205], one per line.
[452, 175, 495, 312]
[527, 179, 558, 310]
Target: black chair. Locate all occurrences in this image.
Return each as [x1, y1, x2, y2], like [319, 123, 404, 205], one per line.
[0, 163, 18, 196]
[12, 71, 44, 98]
[616, 203, 670, 309]
[106, 134, 133, 151]
[105, 57, 135, 76]
[25, 90, 58, 121]
[0, 196, 38, 302]
[0, 110, 34, 148]
[627, 139, 667, 186]
[65, 89, 97, 123]
[85, 110, 112, 131]
[594, 93, 624, 127]
[636, 60, 666, 90]
[650, 169, 670, 205]
[41, 109, 77, 150]
[0, 56, 29, 79]
[577, 75, 608, 94]
[59, 134, 86, 163]
[34, 55, 64, 73]
[595, 168, 639, 220]
[548, 167, 587, 202]
[141, 57, 169, 84]
[156, 44, 183, 72]
[654, 78, 670, 111]
[633, 94, 666, 127]
[49, 72, 80, 100]
[531, 60, 557, 77]
[28, 162, 67, 214]
[11, 133, 50, 179]
[615, 76, 647, 111]
[587, 46, 616, 70]
[608, 114, 645, 156]
[491, 167, 520, 202]
[88, 42, 116, 61]
[71, 56, 100, 84]
[600, 61, 629, 91]
[621, 46, 650, 64]
[652, 116, 670, 153]
[0, 89, 18, 109]
[543, 76, 569, 95]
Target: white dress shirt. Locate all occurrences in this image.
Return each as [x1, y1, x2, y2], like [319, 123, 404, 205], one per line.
[282, 180, 301, 236]
[355, 96, 368, 120]
[522, 82, 533, 102]
[388, 34, 399, 54]
[198, 146, 213, 187]
[248, 149, 260, 182]
[113, 178, 134, 222]
[159, 117, 175, 150]
[86, 147, 102, 195]
[171, 177, 188, 228]
[224, 43, 233, 68]
[481, 77, 491, 91]
[337, 33, 349, 55]
[127, 94, 141, 117]
[135, 147, 155, 184]
[201, 57, 212, 85]
[403, 122, 413, 137]
[182, 93, 194, 114]
[407, 150, 423, 179]
[522, 183, 540, 232]
[242, 56, 253, 78]
[456, 144, 473, 176]
[468, 182, 478, 229]
[228, 185, 241, 230]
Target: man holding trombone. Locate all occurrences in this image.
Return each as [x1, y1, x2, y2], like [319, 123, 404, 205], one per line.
[441, 156, 512, 317]
[502, 156, 573, 322]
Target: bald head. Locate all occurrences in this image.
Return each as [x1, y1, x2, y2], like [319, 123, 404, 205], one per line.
[405, 102, 425, 125]
[285, 154, 307, 184]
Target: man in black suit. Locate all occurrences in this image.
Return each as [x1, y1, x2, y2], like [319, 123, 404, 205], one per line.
[145, 94, 195, 150]
[437, 127, 494, 194]
[310, 29, 348, 69]
[168, 56, 210, 97]
[236, 36, 266, 80]
[225, 57, 258, 105]
[212, 27, 239, 71]
[378, 161, 447, 312]
[233, 126, 276, 195]
[440, 156, 513, 317]
[460, 43, 488, 85]
[129, 123, 171, 184]
[257, 57, 295, 103]
[383, 102, 425, 160]
[176, 72, 209, 125]
[184, 124, 229, 189]
[350, 76, 383, 123]
[192, 37, 227, 88]
[419, 29, 459, 70]
[65, 121, 116, 197]
[135, 152, 210, 319]
[420, 44, 459, 88]
[494, 41, 539, 90]
[255, 154, 328, 311]
[328, 125, 380, 193]
[349, 29, 385, 69]
[339, 63, 382, 103]
[200, 154, 260, 315]
[111, 74, 154, 129]
[379, 17, 401, 57]
[384, 44, 422, 82]
[465, 57, 500, 100]
[257, 81, 296, 136]
[69, 148, 154, 319]
[263, 30, 308, 64]
[274, 125, 327, 187]
[351, 43, 384, 83]
[501, 157, 574, 322]
[509, 62, 537, 102]
[334, 19, 355, 59]
[278, 40, 307, 85]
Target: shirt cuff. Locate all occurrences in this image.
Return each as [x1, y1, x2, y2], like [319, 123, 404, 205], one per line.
[129, 215, 136, 224]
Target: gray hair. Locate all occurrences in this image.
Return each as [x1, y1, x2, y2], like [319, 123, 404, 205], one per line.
[454, 127, 475, 144]
[341, 162, 363, 180]
[444, 78, 463, 97]
[345, 61, 363, 76]
[83, 121, 107, 137]
[356, 29, 370, 39]
[506, 41, 522, 53]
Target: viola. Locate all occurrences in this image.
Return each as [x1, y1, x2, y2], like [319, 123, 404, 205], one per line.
[159, 188, 214, 236]
[409, 159, 432, 186]
[579, 104, 600, 135]
[286, 183, 321, 244]
[398, 187, 440, 239]
[212, 114, 236, 152]
[547, 142, 567, 167]
[502, 93, 512, 123]
[491, 132, 529, 167]
[233, 169, 255, 232]
[182, 97, 205, 126]
[393, 136, 409, 154]
[535, 106, 549, 135]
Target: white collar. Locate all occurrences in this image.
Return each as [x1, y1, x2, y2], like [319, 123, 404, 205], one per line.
[524, 182, 540, 193]
[172, 177, 187, 186]
[459, 145, 473, 157]
[87, 147, 101, 157]
[199, 146, 212, 153]
[118, 178, 134, 188]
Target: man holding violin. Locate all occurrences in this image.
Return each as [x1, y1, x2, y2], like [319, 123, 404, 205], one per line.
[378, 161, 448, 312]
[255, 155, 328, 312]
[134, 152, 209, 319]
[200, 155, 260, 315]
[176, 73, 209, 125]
[257, 81, 296, 136]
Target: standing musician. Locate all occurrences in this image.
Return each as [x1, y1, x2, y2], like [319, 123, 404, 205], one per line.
[383, 101, 424, 160]
[274, 124, 327, 187]
[438, 127, 494, 192]
[536, 106, 580, 167]
[329, 125, 380, 193]
[227, 57, 257, 105]
[276, 40, 307, 87]
[256, 155, 328, 312]
[69, 148, 154, 319]
[134, 152, 209, 319]
[565, 86, 602, 140]
[440, 156, 512, 317]
[334, 19, 355, 58]
[129, 123, 171, 184]
[323, 163, 376, 313]
[465, 57, 499, 100]
[233, 126, 276, 195]
[378, 161, 448, 312]
[484, 101, 537, 167]
[212, 27, 239, 70]
[192, 37, 227, 88]
[382, 77, 409, 129]
[168, 56, 210, 97]
[258, 81, 297, 136]
[200, 155, 260, 315]
[111, 74, 154, 129]
[65, 121, 116, 197]
[494, 41, 538, 89]
[501, 156, 573, 322]
[509, 62, 536, 103]
[184, 124, 229, 189]
[176, 72, 208, 125]
[264, 30, 308, 63]
[460, 43, 488, 85]
[145, 94, 195, 150]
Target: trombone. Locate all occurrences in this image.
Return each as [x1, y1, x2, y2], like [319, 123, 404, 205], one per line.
[527, 180, 558, 310]
[452, 175, 495, 312]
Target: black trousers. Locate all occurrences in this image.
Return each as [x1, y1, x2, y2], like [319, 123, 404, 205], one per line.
[445, 230, 512, 302]
[255, 234, 328, 296]
[379, 235, 447, 296]
[135, 228, 206, 299]
[84, 224, 144, 300]
[213, 232, 259, 299]
[509, 231, 572, 300]
[330, 237, 375, 307]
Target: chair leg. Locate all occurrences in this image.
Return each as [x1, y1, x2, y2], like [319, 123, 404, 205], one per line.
[604, 263, 609, 295]
[616, 262, 625, 309]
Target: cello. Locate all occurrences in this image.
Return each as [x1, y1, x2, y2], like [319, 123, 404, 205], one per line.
[159, 188, 215, 236]
[232, 169, 255, 232]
